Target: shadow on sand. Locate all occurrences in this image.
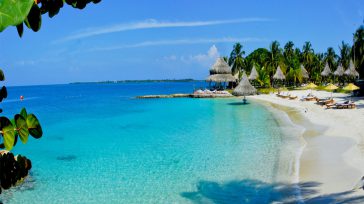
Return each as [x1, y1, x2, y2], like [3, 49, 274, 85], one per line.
[181, 179, 364, 204]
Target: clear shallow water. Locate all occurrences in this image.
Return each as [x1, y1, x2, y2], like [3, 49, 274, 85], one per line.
[0, 82, 286, 203]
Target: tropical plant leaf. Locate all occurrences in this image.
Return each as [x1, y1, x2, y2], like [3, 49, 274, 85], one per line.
[15, 114, 29, 144]
[16, 23, 24, 37]
[20, 108, 28, 119]
[0, 0, 34, 32]
[0, 86, 7, 102]
[24, 3, 41, 32]
[0, 117, 16, 150]
[26, 114, 42, 138]
[0, 69, 4, 81]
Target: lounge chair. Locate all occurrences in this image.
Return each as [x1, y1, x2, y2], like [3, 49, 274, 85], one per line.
[326, 101, 356, 109]
[289, 95, 298, 100]
[317, 98, 334, 106]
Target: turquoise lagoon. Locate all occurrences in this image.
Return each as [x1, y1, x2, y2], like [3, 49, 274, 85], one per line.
[0, 82, 296, 203]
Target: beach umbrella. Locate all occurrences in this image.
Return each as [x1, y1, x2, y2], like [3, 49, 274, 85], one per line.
[324, 83, 338, 98]
[232, 72, 257, 103]
[343, 83, 360, 101]
[305, 82, 317, 95]
[321, 63, 332, 77]
[305, 82, 317, 89]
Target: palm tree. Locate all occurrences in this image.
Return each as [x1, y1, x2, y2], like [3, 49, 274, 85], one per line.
[284, 41, 301, 86]
[265, 41, 283, 85]
[302, 41, 315, 74]
[325, 47, 338, 70]
[339, 41, 351, 69]
[353, 25, 364, 78]
[229, 43, 245, 75]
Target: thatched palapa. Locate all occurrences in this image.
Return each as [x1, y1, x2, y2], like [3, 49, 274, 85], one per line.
[273, 66, 285, 80]
[206, 74, 237, 82]
[248, 65, 259, 80]
[206, 58, 237, 83]
[300, 64, 309, 79]
[334, 64, 345, 76]
[321, 63, 332, 76]
[344, 60, 359, 77]
[232, 72, 257, 96]
[209, 57, 232, 74]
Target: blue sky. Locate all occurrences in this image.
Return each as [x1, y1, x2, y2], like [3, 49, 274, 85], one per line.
[0, 0, 363, 85]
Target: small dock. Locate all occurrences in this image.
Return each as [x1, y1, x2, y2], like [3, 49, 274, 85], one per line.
[136, 93, 234, 99]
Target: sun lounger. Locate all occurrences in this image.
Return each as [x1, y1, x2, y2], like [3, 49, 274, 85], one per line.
[303, 96, 317, 101]
[317, 98, 334, 106]
[289, 95, 298, 100]
[326, 101, 356, 109]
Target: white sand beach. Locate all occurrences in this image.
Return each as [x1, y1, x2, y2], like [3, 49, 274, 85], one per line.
[251, 90, 364, 196]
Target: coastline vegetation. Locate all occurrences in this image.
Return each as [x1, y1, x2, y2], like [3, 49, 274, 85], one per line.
[226, 24, 364, 88]
[70, 79, 196, 84]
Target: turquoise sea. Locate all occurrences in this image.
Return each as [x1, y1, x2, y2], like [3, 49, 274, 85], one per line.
[0, 82, 295, 203]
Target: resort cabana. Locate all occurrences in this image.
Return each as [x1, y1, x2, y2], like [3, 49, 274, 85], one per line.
[206, 57, 237, 89]
[334, 64, 345, 76]
[232, 72, 257, 103]
[300, 64, 309, 79]
[334, 64, 345, 85]
[273, 66, 285, 87]
[321, 63, 332, 77]
[249, 65, 259, 80]
[344, 60, 359, 79]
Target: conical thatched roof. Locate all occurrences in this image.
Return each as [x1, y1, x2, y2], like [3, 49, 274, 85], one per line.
[209, 57, 232, 74]
[334, 64, 345, 76]
[248, 65, 259, 80]
[321, 63, 332, 76]
[206, 74, 237, 82]
[300, 64, 309, 79]
[232, 72, 257, 96]
[344, 60, 359, 77]
[273, 66, 285, 80]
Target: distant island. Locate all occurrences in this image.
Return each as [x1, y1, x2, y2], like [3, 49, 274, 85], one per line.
[70, 79, 199, 84]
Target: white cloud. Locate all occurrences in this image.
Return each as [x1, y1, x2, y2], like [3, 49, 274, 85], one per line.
[84, 37, 267, 53]
[56, 18, 274, 43]
[164, 45, 220, 67]
[188, 45, 220, 66]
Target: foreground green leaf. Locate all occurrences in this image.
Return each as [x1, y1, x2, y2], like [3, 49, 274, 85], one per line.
[26, 114, 42, 138]
[15, 114, 29, 144]
[0, 69, 4, 81]
[0, 117, 16, 150]
[20, 108, 28, 119]
[0, 0, 34, 32]
[24, 3, 42, 32]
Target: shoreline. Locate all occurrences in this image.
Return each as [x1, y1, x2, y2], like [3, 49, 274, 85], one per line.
[250, 90, 364, 197]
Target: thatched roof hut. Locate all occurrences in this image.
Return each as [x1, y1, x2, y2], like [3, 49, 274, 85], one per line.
[300, 64, 309, 79]
[344, 60, 359, 77]
[249, 65, 259, 80]
[321, 63, 332, 77]
[209, 57, 232, 74]
[232, 72, 257, 96]
[206, 57, 237, 83]
[334, 64, 345, 76]
[273, 66, 285, 80]
[206, 74, 237, 82]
